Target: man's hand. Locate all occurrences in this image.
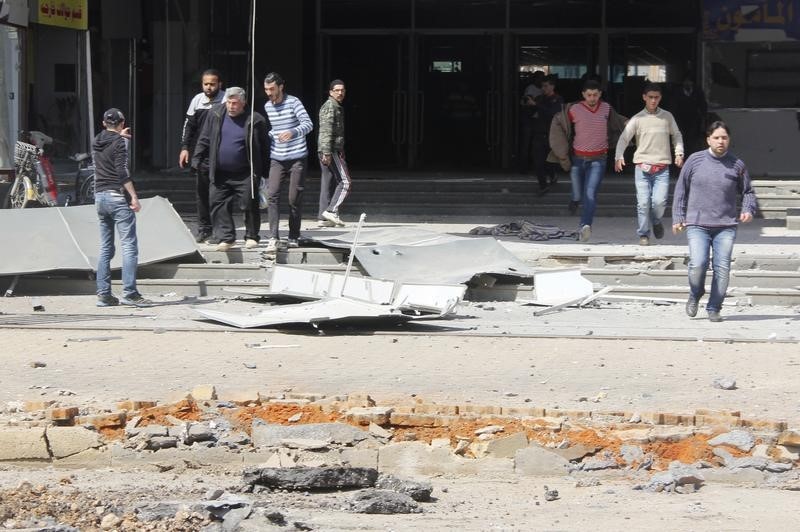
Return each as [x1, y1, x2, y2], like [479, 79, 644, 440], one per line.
[120, 127, 132, 139]
[179, 149, 190, 168]
[320, 153, 331, 166]
[672, 222, 686, 234]
[739, 212, 753, 223]
[614, 159, 625, 173]
[277, 131, 293, 142]
[674, 154, 684, 168]
[129, 197, 141, 213]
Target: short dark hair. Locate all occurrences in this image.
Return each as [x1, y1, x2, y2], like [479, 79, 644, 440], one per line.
[542, 74, 557, 86]
[706, 120, 730, 137]
[264, 72, 285, 86]
[582, 79, 601, 92]
[202, 68, 222, 81]
[329, 79, 345, 90]
[642, 82, 662, 94]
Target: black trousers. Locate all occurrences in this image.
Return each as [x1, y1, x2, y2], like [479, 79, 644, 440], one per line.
[209, 173, 261, 244]
[266, 158, 305, 240]
[532, 134, 555, 188]
[196, 168, 212, 233]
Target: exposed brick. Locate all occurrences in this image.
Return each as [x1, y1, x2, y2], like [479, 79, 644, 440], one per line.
[413, 404, 458, 415]
[75, 412, 126, 430]
[777, 430, 800, 447]
[116, 401, 158, 411]
[457, 405, 502, 416]
[345, 407, 394, 426]
[501, 406, 545, 417]
[48, 407, 79, 423]
[23, 400, 55, 412]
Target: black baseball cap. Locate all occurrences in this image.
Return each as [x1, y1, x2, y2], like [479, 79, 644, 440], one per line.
[103, 108, 125, 125]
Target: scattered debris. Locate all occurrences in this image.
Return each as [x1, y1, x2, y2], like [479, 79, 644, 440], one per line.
[66, 336, 123, 343]
[712, 376, 737, 390]
[543, 485, 560, 501]
[349, 489, 422, 514]
[242, 466, 379, 490]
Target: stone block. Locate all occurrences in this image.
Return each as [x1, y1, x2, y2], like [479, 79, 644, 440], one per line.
[48, 407, 79, 423]
[550, 443, 599, 462]
[368, 423, 393, 439]
[75, 412, 126, 430]
[739, 419, 787, 432]
[349, 489, 421, 514]
[218, 389, 260, 405]
[340, 448, 379, 469]
[53, 447, 112, 468]
[191, 385, 218, 401]
[251, 421, 369, 448]
[242, 466, 378, 489]
[23, 400, 55, 412]
[695, 408, 741, 417]
[389, 413, 437, 427]
[345, 393, 376, 408]
[639, 412, 664, 425]
[413, 404, 458, 416]
[648, 426, 695, 443]
[483, 432, 529, 459]
[777, 430, 800, 447]
[46, 426, 102, 459]
[694, 414, 742, 428]
[501, 406, 546, 417]
[514, 444, 572, 476]
[116, 400, 158, 411]
[346, 407, 394, 426]
[286, 392, 326, 402]
[458, 404, 502, 416]
[0, 427, 50, 461]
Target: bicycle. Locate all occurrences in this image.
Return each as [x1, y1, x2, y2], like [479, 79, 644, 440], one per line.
[71, 151, 95, 205]
[5, 131, 58, 209]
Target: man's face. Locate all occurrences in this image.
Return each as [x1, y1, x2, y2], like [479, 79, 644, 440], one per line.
[202, 75, 221, 98]
[541, 81, 554, 96]
[707, 127, 730, 156]
[329, 84, 346, 103]
[642, 91, 661, 112]
[225, 97, 245, 117]
[264, 81, 283, 104]
[582, 88, 601, 107]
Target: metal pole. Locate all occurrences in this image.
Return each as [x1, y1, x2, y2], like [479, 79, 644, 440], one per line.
[340, 213, 367, 297]
[85, 31, 95, 146]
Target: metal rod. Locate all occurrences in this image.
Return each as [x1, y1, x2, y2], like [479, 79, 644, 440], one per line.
[340, 213, 367, 297]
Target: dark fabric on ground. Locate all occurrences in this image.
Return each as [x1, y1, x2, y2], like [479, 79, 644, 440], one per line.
[469, 220, 577, 241]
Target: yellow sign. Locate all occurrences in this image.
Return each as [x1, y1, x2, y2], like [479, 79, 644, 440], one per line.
[34, 0, 88, 30]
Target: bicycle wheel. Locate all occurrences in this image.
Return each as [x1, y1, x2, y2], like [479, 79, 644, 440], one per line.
[4, 175, 31, 209]
[78, 173, 95, 205]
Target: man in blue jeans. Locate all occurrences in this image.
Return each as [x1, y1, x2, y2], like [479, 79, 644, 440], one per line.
[93, 108, 149, 307]
[672, 121, 756, 322]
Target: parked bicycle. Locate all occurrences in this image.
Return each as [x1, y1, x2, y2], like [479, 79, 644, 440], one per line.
[71, 151, 95, 205]
[5, 131, 59, 209]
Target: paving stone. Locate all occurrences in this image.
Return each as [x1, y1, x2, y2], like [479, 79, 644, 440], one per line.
[242, 466, 378, 489]
[550, 443, 598, 462]
[648, 426, 695, 442]
[251, 421, 369, 448]
[614, 428, 651, 443]
[708, 430, 756, 451]
[514, 445, 572, 476]
[0, 427, 50, 460]
[349, 489, 421, 514]
[346, 407, 394, 425]
[46, 426, 102, 459]
[777, 430, 800, 447]
[375, 474, 433, 501]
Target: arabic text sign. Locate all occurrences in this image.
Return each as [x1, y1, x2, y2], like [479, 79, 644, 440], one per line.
[33, 0, 87, 30]
[703, 0, 800, 40]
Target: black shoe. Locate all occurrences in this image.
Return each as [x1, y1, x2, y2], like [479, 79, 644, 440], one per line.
[568, 201, 579, 215]
[708, 311, 723, 322]
[96, 293, 119, 307]
[548, 174, 558, 185]
[120, 293, 152, 306]
[653, 223, 664, 239]
[685, 297, 699, 317]
[206, 237, 220, 245]
[195, 230, 212, 243]
[537, 185, 549, 197]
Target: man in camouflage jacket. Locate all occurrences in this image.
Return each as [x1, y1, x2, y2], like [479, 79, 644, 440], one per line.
[316, 79, 350, 227]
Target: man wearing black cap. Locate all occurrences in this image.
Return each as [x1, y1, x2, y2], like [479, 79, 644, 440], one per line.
[93, 108, 149, 307]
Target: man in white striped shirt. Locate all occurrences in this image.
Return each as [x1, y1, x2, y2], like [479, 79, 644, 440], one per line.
[263, 72, 314, 252]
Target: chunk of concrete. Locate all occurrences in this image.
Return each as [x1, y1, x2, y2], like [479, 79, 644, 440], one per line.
[550, 443, 598, 462]
[374, 474, 433, 502]
[242, 466, 378, 490]
[46, 426, 102, 459]
[0, 427, 50, 461]
[514, 445, 572, 476]
[708, 430, 756, 451]
[483, 432, 529, 459]
[279, 438, 330, 451]
[349, 489, 421, 514]
[135, 502, 182, 522]
[620, 445, 645, 465]
[251, 420, 368, 448]
[580, 458, 619, 471]
[777, 430, 800, 447]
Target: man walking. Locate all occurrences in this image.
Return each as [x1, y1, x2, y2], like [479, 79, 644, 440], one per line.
[615, 82, 684, 246]
[531, 74, 563, 194]
[550, 79, 626, 242]
[317, 79, 349, 227]
[263, 72, 313, 252]
[192, 87, 268, 252]
[178, 69, 225, 243]
[93, 108, 148, 307]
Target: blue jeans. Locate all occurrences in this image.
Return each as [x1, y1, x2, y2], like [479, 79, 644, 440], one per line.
[685, 226, 736, 312]
[96, 191, 139, 298]
[570, 156, 606, 227]
[634, 165, 670, 237]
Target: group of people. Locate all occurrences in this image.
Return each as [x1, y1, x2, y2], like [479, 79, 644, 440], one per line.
[93, 72, 755, 322]
[180, 69, 351, 254]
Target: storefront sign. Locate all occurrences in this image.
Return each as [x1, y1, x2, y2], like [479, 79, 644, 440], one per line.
[703, 0, 800, 40]
[32, 0, 87, 30]
[0, 0, 29, 27]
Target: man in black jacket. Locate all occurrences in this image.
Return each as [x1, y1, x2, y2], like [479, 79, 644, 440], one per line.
[178, 69, 225, 243]
[93, 108, 149, 307]
[192, 87, 269, 251]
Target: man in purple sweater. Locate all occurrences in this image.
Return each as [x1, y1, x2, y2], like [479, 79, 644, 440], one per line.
[671, 121, 757, 322]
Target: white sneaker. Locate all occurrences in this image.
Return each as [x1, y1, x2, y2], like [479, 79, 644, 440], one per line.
[264, 238, 278, 253]
[245, 238, 258, 249]
[579, 225, 591, 242]
[287, 238, 299, 248]
[322, 210, 345, 227]
[317, 219, 335, 228]
[216, 241, 235, 252]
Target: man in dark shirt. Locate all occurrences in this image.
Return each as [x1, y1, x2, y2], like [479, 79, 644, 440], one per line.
[93, 108, 149, 307]
[178, 69, 225, 243]
[532, 75, 563, 194]
[193, 87, 269, 251]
